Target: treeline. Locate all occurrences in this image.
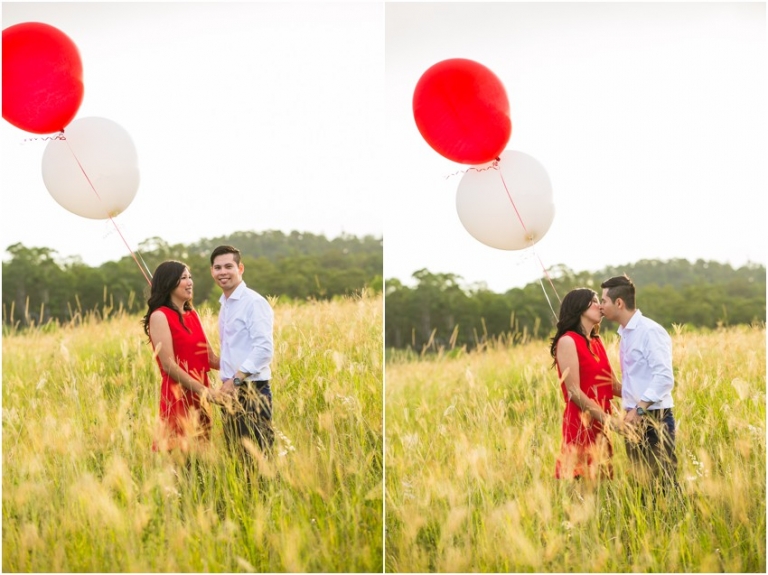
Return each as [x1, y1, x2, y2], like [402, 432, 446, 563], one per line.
[385, 259, 766, 351]
[2, 230, 382, 326]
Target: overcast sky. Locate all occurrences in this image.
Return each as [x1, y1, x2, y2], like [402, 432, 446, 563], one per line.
[2, 2, 766, 294]
[1, 2, 383, 271]
[385, 2, 766, 292]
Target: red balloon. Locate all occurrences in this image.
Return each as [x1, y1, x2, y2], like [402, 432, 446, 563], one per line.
[413, 58, 511, 165]
[2, 22, 84, 134]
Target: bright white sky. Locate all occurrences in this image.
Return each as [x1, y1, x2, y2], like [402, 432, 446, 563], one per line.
[1, 2, 383, 268]
[2, 3, 766, 294]
[385, 2, 767, 292]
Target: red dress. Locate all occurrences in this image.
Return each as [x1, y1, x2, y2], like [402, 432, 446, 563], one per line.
[555, 331, 615, 479]
[151, 306, 212, 451]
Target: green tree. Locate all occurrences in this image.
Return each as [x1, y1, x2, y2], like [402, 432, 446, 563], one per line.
[385, 259, 766, 351]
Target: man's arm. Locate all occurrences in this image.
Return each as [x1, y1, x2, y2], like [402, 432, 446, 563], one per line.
[639, 328, 674, 405]
[239, 298, 274, 379]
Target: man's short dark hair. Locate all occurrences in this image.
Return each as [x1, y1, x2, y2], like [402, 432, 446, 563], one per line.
[601, 274, 636, 310]
[210, 245, 241, 266]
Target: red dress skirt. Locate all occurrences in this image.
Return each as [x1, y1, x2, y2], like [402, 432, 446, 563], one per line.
[151, 307, 212, 452]
[555, 332, 615, 479]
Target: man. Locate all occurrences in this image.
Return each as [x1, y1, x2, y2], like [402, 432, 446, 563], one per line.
[210, 245, 275, 458]
[600, 274, 677, 487]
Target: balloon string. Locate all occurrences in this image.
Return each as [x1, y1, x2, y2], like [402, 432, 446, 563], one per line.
[538, 276, 559, 321]
[496, 167, 561, 320]
[444, 159, 501, 180]
[63, 139, 152, 286]
[497, 166, 531, 237]
[21, 132, 67, 144]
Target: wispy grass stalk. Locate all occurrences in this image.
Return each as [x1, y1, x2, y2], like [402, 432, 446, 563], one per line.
[3, 293, 383, 572]
[386, 324, 765, 572]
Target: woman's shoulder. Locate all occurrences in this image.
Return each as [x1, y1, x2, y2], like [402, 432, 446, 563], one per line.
[152, 306, 189, 325]
[151, 306, 174, 318]
[556, 331, 579, 349]
[561, 330, 583, 341]
[147, 307, 170, 336]
[559, 331, 590, 350]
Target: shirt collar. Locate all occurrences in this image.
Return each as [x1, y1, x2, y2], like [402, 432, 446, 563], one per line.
[219, 281, 247, 304]
[619, 309, 644, 334]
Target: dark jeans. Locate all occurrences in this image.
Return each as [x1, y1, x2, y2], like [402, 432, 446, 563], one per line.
[625, 408, 678, 487]
[224, 381, 274, 457]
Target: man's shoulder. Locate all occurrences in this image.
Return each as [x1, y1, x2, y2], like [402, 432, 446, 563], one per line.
[637, 313, 671, 342]
[241, 285, 272, 307]
[633, 310, 655, 327]
[638, 312, 665, 330]
[233, 282, 260, 299]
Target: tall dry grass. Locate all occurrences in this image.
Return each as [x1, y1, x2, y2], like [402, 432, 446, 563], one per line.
[3, 292, 383, 572]
[385, 324, 766, 572]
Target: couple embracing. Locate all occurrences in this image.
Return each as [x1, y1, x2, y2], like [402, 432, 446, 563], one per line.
[141, 245, 274, 463]
[550, 275, 678, 489]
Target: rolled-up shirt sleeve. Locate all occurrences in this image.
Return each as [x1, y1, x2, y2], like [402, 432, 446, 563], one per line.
[240, 298, 274, 378]
[639, 328, 674, 404]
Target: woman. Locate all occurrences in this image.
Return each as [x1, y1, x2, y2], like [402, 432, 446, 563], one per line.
[549, 288, 622, 480]
[142, 260, 221, 452]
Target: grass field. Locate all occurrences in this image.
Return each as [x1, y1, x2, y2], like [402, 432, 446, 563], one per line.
[2, 292, 383, 572]
[385, 324, 766, 572]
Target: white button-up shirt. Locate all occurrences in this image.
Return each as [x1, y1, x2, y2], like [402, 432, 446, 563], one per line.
[618, 309, 674, 410]
[218, 281, 273, 382]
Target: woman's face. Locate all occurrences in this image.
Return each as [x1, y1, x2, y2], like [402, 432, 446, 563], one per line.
[172, 267, 193, 303]
[582, 294, 602, 324]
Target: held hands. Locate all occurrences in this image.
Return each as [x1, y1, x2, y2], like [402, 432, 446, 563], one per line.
[602, 412, 635, 437]
[201, 386, 222, 405]
[624, 408, 642, 427]
[605, 410, 646, 444]
[221, 379, 237, 396]
[204, 379, 238, 413]
[200, 384, 232, 406]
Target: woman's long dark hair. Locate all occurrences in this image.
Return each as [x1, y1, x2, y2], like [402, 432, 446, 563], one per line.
[141, 260, 193, 341]
[549, 287, 600, 367]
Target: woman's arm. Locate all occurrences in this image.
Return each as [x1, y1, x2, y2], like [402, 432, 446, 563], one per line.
[557, 336, 611, 425]
[610, 368, 622, 398]
[149, 310, 211, 398]
[207, 341, 220, 371]
[192, 310, 220, 370]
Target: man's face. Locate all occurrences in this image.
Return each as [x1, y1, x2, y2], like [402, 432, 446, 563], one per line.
[600, 288, 619, 321]
[211, 253, 243, 292]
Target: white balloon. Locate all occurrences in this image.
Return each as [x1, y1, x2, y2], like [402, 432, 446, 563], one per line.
[455, 149, 554, 251]
[41, 116, 140, 219]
